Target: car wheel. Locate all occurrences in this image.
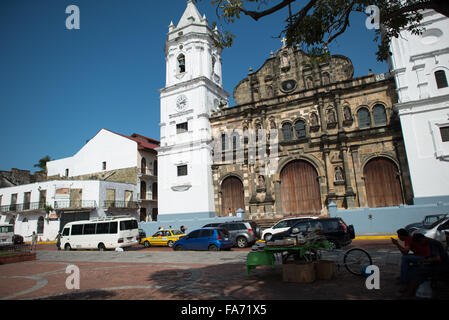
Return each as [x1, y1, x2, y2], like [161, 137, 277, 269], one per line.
[144, 241, 151, 248]
[64, 243, 72, 251]
[167, 241, 174, 248]
[264, 233, 272, 241]
[98, 243, 106, 251]
[236, 237, 248, 248]
[174, 244, 183, 251]
[208, 244, 219, 251]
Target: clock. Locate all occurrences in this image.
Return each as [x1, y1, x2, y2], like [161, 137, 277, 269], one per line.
[176, 95, 187, 111]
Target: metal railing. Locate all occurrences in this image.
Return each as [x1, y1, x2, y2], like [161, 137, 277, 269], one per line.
[137, 167, 157, 177]
[103, 200, 139, 209]
[0, 201, 46, 213]
[53, 200, 97, 209]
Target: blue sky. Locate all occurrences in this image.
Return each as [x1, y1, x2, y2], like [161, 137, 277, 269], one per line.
[0, 0, 388, 173]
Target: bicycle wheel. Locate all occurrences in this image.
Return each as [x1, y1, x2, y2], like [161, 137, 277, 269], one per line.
[343, 248, 372, 276]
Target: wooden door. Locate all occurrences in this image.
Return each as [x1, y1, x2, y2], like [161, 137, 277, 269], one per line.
[221, 176, 244, 216]
[280, 160, 322, 214]
[364, 157, 403, 207]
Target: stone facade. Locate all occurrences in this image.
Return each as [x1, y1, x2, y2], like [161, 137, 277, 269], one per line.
[47, 167, 138, 185]
[210, 47, 413, 220]
[0, 168, 46, 188]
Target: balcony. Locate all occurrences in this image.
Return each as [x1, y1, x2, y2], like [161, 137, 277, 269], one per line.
[103, 200, 139, 209]
[137, 193, 157, 202]
[137, 167, 157, 178]
[54, 200, 97, 210]
[0, 201, 46, 213]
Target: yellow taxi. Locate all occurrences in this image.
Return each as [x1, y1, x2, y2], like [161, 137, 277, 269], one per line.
[141, 229, 186, 248]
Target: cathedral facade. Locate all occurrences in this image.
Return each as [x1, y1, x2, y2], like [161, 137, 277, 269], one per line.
[210, 45, 413, 220]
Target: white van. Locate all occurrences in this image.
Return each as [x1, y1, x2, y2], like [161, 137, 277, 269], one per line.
[0, 224, 14, 245]
[60, 216, 139, 251]
[261, 216, 318, 241]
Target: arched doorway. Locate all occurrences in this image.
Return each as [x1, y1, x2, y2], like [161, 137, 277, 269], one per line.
[37, 216, 44, 234]
[221, 176, 244, 216]
[140, 208, 147, 222]
[140, 181, 147, 200]
[280, 160, 322, 214]
[364, 157, 403, 207]
[141, 158, 147, 174]
[152, 182, 158, 200]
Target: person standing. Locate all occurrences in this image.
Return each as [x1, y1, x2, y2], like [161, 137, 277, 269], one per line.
[30, 231, 38, 252]
[55, 231, 62, 251]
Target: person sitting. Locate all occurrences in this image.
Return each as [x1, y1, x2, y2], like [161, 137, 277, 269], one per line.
[406, 233, 449, 297]
[391, 228, 430, 284]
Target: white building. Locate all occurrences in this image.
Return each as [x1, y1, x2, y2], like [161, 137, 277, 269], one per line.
[47, 128, 159, 221]
[389, 9, 449, 204]
[0, 179, 138, 242]
[157, 1, 229, 217]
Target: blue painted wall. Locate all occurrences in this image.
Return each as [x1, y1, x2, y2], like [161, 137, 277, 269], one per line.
[138, 212, 243, 237]
[329, 200, 449, 235]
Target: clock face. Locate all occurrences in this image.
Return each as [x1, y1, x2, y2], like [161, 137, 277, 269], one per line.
[176, 95, 187, 111]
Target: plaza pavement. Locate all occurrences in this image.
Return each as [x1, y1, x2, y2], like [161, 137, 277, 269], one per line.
[0, 240, 409, 301]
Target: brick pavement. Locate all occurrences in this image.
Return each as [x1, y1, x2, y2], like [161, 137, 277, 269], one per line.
[0, 240, 407, 300]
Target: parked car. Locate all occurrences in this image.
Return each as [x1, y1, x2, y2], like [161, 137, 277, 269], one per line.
[138, 228, 146, 241]
[141, 229, 185, 248]
[12, 234, 24, 245]
[202, 221, 260, 248]
[270, 217, 355, 249]
[405, 214, 448, 233]
[412, 216, 449, 246]
[261, 216, 318, 241]
[172, 227, 232, 251]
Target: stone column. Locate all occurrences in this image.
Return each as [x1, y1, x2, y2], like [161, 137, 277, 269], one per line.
[341, 146, 356, 208]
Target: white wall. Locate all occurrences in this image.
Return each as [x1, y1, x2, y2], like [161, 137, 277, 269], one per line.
[0, 180, 137, 241]
[47, 129, 138, 177]
[390, 10, 449, 200]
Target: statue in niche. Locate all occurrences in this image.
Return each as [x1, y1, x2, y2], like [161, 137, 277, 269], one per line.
[258, 175, 265, 188]
[280, 51, 290, 72]
[327, 109, 336, 124]
[343, 106, 352, 121]
[266, 85, 274, 97]
[335, 166, 344, 181]
[310, 112, 319, 126]
[306, 77, 314, 89]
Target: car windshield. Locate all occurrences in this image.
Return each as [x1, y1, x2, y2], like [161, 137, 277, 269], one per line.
[423, 215, 445, 226]
[172, 230, 184, 235]
[424, 217, 449, 229]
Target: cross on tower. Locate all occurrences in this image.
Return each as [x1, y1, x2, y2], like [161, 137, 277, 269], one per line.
[281, 37, 287, 48]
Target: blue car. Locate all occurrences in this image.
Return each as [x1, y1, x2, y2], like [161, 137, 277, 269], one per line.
[173, 227, 232, 251]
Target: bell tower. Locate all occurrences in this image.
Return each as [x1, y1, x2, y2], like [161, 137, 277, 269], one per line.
[157, 0, 229, 217]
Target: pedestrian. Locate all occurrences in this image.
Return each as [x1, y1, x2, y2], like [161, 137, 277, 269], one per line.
[55, 231, 62, 251]
[29, 231, 38, 252]
[391, 228, 429, 284]
[180, 225, 186, 233]
[405, 233, 449, 297]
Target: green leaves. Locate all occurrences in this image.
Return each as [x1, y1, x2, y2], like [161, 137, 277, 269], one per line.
[199, 0, 447, 61]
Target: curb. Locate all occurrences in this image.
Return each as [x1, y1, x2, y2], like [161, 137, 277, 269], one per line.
[355, 235, 397, 240]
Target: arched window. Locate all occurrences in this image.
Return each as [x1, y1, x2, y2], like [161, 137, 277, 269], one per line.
[178, 54, 185, 73]
[373, 104, 387, 125]
[232, 133, 239, 151]
[435, 70, 448, 89]
[295, 120, 306, 138]
[282, 122, 293, 141]
[357, 108, 371, 129]
[141, 157, 146, 174]
[153, 160, 157, 176]
[152, 182, 158, 200]
[37, 216, 44, 234]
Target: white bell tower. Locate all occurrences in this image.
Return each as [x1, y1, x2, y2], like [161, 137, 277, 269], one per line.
[157, 0, 229, 217]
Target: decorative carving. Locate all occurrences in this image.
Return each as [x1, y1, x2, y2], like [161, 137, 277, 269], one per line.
[280, 50, 290, 72]
[310, 112, 320, 132]
[327, 108, 337, 128]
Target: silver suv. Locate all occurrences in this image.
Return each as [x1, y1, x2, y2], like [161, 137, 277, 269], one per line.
[202, 221, 260, 248]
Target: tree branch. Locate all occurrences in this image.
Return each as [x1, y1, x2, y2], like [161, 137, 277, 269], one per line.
[239, 0, 297, 21]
